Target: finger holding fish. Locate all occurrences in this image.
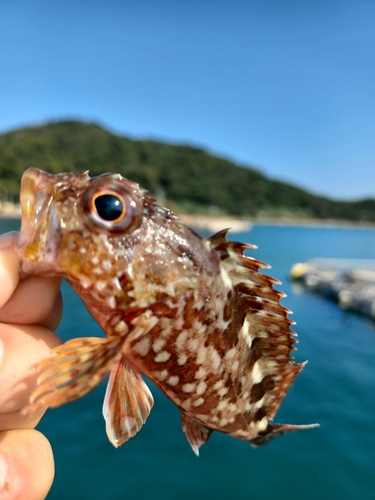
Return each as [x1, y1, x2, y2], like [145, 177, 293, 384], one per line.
[0, 429, 54, 500]
[0, 233, 62, 428]
[0, 232, 61, 499]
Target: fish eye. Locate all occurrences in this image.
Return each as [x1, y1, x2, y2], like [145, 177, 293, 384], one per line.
[82, 181, 143, 234]
[93, 192, 125, 222]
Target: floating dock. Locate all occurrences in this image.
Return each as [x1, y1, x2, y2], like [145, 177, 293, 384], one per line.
[290, 258, 375, 319]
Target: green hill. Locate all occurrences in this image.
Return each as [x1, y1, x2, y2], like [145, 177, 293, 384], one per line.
[0, 120, 374, 221]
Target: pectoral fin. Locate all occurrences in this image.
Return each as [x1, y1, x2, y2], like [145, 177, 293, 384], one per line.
[103, 356, 154, 447]
[26, 336, 124, 413]
[181, 414, 213, 456]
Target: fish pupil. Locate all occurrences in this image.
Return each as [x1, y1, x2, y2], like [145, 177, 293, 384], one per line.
[94, 194, 124, 221]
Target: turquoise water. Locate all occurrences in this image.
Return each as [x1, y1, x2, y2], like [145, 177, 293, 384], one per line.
[2, 219, 375, 500]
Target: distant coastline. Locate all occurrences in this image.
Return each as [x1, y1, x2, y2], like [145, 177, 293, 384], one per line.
[2, 202, 375, 231]
[180, 215, 375, 232]
[250, 217, 375, 229]
[179, 214, 252, 233]
[0, 202, 21, 218]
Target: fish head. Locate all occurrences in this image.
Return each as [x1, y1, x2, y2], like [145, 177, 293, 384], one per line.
[17, 168, 210, 310]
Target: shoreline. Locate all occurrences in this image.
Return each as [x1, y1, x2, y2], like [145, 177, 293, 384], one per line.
[0, 202, 21, 218]
[179, 214, 375, 232]
[251, 217, 375, 229]
[2, 204, 375, 231]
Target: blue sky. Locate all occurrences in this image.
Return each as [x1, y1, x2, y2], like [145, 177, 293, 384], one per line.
[1, 0, 374, 200]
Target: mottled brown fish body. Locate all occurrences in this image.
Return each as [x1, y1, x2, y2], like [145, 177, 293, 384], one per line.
[17, 168, 317, 454]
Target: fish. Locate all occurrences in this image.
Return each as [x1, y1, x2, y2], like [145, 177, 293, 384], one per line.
[16, 167, 318, 455]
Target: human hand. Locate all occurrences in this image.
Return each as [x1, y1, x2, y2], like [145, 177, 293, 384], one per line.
[0, 232, 62, 500]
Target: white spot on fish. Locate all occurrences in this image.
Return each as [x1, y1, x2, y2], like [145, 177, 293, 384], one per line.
[175, 331, 187, 351]
[240, 317, 253, 347]
[95, 280, 106, 291]
[225, 348, 237, 360]
[167, 375, 179, 386]
[156, 370, 169, 381]
[231, 360, 239, 372]
[252, 361, 263, 384]
[106, 296, 116, 309]
[196, 381, 207, 395]
[114, 320, 127, 333]
[102, 260, 112, 271]
[152, 338, 166, 353]
[182, 383, 196, 393]
[210, 348, 221, 370]
[196, 346, 206, 364]
[220, 265, 233, 289]
[217, 400, 228, 411]
[228, 403, 238, 412]
[112, 277, 122, 290]
[134, 337, 150, 356]
[110, 315, 121, 326]
[195, 367, 206, 379]
[188, 338, 199, 352]
[257, 417, 268, 432]
[218, 387, 229, 397]
[154, 351, 171, 363]
[193, 397, 205, 407]
[181, 398, 192, 410]
[213, 380, 224, 391]
[78, 274, 92, 288]
[254, 396, 265, 409]
[177, 354, 188, 365]
[235, 429, 249, 437]
[196, 414, 209, 423]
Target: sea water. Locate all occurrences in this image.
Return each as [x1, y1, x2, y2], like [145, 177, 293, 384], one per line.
[1, 219, 375, 500]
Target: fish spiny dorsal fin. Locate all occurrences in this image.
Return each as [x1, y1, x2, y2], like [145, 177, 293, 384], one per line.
[208, 231, 313, 438]
[25, 336, 125, 414]
[181, 414, 213, 456]
[209, 229, 258, 256]
[103, 355, 154, 448]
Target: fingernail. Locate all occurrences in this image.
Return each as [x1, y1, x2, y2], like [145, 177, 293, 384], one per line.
[0, 232, 18, 250]
[0, 453, 9, 492]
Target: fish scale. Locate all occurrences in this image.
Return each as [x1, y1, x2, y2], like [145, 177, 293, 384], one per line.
[17, 167, 317, 455]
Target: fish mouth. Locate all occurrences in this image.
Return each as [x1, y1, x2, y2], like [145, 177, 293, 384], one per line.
[16, 168, 62, 278]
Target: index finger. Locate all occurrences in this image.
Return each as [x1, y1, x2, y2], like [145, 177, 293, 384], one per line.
[0, 232, 20, 309]
[0, 232, 62, 328]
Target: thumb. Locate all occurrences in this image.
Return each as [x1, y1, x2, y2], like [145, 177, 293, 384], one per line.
[0, 429, 54, 500]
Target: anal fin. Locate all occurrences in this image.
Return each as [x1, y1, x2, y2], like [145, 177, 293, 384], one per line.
[103, 356, 154, 447]
[181, 414, 213, 456]
[25, 336, 124, 413]
[249, 422, 319, 448]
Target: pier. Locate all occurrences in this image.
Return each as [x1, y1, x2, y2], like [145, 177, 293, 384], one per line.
[290, 258, 375, 319]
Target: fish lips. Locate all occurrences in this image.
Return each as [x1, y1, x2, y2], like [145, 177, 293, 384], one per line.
[17, 168, 63, 279]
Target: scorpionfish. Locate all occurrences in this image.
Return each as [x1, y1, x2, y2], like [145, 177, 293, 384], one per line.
[16, 168, 316, 454]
